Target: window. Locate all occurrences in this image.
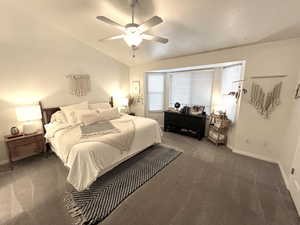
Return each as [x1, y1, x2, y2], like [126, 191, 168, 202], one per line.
[145, 63, 243, 119]
[169, 70, 214, 113]
[147, 73, 164, 111]
[221, 65, 242, 121]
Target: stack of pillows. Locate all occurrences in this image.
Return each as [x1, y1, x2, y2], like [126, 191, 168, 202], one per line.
[50, 101, 121, 126]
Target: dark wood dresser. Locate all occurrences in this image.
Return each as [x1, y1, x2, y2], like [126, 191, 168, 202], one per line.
[164, 111, 206, 140]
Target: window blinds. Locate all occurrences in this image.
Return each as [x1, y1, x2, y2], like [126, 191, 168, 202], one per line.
[169, 70, 214, 112]
[147, 73, 164, 111]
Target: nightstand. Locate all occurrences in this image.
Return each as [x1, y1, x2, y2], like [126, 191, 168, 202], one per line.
[4, 132, 46, 170]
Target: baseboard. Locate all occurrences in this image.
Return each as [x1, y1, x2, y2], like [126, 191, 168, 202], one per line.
[233, 148, 277, 163]
[0, 159, 9, 165]
[278, 162, 290, 190]
[226, 144, 234, 151]
[232, 148, 290, 190]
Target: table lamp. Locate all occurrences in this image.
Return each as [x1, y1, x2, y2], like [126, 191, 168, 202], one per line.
[118, 97, 129, 113]
[16, 105, 42, 135]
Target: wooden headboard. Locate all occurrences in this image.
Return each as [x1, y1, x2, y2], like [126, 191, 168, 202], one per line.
[39, 97, 114, 132]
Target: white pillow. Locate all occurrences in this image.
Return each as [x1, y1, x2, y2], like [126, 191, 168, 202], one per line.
[60, 102, 88, 124]
[89, 102, 111, 110]
[76, 109, 100, 126]
[98, 107, 120, 121]
[50, 111, 67, 124]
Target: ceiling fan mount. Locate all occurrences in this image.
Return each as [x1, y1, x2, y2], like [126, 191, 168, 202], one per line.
[129, 0, 138, 8]
[96, 0, 168, 57]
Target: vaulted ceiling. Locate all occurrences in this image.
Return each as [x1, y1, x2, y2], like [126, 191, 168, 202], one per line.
[5, 0, 300, 66]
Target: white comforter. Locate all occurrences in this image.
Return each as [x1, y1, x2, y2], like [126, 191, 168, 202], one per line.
[46, 115, 162, 191]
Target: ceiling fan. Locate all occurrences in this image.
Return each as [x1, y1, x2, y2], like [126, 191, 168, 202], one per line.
[96, 0, 168, 57]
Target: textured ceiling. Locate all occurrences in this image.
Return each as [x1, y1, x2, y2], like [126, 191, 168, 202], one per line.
[5, 0, 300, 66]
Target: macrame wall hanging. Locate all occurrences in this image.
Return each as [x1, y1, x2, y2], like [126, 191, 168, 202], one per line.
[249, 81, 282, 119]
[67, 74, 91, 97]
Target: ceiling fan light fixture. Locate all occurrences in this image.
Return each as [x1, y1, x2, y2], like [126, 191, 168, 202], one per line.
[125, 24, 139, 34]
[124, 33, 143, 47]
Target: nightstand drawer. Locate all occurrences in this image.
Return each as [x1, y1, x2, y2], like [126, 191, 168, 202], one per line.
[7, 136, 38, 147]
[10, 143, 42, 160]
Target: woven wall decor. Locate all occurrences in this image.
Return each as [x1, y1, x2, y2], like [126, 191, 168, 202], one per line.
[67, 74, 91, 97]
[249, 82, 282, 119]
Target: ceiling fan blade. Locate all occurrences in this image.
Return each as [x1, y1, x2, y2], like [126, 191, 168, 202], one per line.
[99, 35, 124, 42]
[96, 16, 125, 31]
[142, 34, 168, 44]
[138, 16, 163, 33]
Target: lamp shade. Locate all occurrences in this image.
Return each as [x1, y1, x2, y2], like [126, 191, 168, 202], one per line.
[118, 97, 129, 107]
[16, 105, 42, 122]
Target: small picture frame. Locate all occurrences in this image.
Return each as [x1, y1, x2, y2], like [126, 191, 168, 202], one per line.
[132, 81, 140, 96]
[295, 84, 300, 99]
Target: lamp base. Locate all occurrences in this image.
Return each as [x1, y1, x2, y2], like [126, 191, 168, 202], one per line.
[23, 122, 38, 135]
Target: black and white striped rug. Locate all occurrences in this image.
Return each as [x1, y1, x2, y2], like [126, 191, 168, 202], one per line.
[65, 144, 181, 225]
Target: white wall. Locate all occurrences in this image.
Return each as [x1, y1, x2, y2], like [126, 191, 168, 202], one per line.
[0, 2, 129, 163]
[281, 70, 300, 181]
[130, 38, 300, 181]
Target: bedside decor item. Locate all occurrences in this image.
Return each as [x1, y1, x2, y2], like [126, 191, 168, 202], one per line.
[16, 105, 42, 135]
[10, 126, 20, 136]
[208, 113, 231, 146]
[67, 74, 91, 97]
[128, 95, 140, 114]
[4, 132, 46, 169]
[295, 84, 300, 99]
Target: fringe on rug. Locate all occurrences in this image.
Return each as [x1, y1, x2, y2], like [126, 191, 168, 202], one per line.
[64, 192, 87, 225]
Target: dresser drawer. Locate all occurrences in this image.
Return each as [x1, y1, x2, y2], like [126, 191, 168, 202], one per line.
[164, 111, 206, 140]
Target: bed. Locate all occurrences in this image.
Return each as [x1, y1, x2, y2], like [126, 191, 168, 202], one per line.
[39, 101, 162, 191]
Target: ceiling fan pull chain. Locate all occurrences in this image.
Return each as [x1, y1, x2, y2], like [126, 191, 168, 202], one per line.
[132, 46, 136, 58]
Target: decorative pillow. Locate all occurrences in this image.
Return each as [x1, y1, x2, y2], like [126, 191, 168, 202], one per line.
[76, 109, 100, 126]
[50, 111, 68, 124]
[60, 102, 88, 124]
[98, 107, 120, 121]
[89, 102, 111, 110]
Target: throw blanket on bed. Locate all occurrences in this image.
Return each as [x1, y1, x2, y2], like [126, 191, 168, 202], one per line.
[80, 121, 120, 137]
[80, 119, 136, 153]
